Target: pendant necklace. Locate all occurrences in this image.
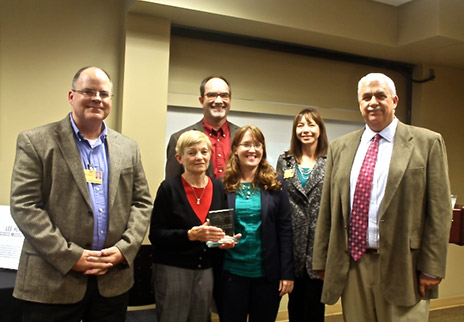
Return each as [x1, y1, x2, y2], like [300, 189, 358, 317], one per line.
[191, 177, 207, 204]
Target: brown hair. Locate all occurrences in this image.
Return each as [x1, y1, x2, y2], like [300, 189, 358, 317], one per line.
[199, 76, 231, 97]
[286, 108, 328, 163]
[223, 125, 281, 193]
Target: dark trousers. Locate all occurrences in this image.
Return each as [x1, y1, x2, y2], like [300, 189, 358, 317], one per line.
[288, 274, 325, 322]
[220, 270, 281, 322]
[21, 276, 129, 322]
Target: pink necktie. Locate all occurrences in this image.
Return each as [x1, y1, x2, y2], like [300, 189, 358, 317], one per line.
[349, 134, 381, 261]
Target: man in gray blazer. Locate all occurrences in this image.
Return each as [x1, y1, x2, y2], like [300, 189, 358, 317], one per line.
[313, 73, 452, 321]
[165, 76, 240, 179]
[10, 66, 152, 322]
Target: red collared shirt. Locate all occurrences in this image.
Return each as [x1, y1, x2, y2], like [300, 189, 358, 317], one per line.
[203, 119, 231, 178]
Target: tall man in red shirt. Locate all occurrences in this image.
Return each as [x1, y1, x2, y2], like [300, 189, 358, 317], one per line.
[165, 76, 240, 179]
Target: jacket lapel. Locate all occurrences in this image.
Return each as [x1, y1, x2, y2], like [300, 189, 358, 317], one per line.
[54, 117, 92, 210]
[106, 129, 123, 212]
[303, 157, 326, 195]
[341, 129, 364, 226]
[283, 156, 307, 196]
[380, 122, 413, 216]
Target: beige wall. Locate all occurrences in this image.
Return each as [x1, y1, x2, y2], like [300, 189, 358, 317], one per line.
[0, 0, 128, 205]
[1, 0, 463, 305]
[122, 13, 171, 194]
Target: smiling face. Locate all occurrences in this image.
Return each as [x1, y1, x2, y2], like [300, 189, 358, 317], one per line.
[199, 77, 231, 124]
[234, 130, 263, 172]
[68, 67, 112, 129]
[176, 141, 211, 175]
[296, 115, 320, 148]
[358, 76, 398, 132]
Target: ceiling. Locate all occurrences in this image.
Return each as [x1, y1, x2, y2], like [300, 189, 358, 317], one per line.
[130, 0, 464, 69]
[370, 0, 414, 6]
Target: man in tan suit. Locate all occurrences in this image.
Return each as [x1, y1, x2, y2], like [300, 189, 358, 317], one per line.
[10, 66, 152, 322]
[313, 73, 452, 321]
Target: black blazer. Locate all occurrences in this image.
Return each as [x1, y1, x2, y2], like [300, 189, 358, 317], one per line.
[226, 176, 294, 281]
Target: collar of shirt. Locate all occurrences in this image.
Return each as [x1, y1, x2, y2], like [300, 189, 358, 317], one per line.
[202, 119, 230, 138]
[69, 113, 108, 143]
[361, 117, 398, 145]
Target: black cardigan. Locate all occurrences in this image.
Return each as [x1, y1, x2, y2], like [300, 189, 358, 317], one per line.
[149, 176, 227, 269]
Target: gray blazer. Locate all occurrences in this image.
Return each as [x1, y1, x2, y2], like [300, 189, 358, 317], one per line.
[10, 116, 153, 304]
[276, 154, 326, 279]
[313, 121, 452, 306]
[165, 120, 240, 179]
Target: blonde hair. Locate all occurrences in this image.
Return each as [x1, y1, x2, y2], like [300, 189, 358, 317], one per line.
[223, 126, 281, 193]
[175, 130, 211, 156]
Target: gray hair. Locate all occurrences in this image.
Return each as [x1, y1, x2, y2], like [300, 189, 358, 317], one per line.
[357, 73, 397, 99]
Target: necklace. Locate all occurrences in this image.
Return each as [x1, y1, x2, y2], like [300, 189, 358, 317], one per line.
[297, 164, 312, 180]
[191, 186, 206, 204]
[239, 183, 257, 199]
[186, 176, 208, 205]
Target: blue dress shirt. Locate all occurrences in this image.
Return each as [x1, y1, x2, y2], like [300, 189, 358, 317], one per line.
[69, 114, 109, 250]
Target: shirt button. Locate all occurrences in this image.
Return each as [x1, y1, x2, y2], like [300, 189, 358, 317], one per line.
[96, 187, 100, 191]
[199, 257, 203, 260]
[99, 208, 103, 212]
[219, 169, 223, 173]
[217, 139, 220, 141]
[100, 230, 104, 234]
[198, 264, 202, 268]
[218, 154, 222, 157]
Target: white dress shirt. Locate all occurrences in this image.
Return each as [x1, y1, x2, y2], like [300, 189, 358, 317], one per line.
[350, 118, 398, 249]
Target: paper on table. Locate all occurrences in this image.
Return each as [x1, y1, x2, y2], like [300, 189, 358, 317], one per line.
[0, 205, 24, 270]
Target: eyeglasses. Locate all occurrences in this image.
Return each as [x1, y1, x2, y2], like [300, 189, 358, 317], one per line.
[204, 92, 230, 99]
[239, 143, 263, 150]
[72, 89, 113, 99]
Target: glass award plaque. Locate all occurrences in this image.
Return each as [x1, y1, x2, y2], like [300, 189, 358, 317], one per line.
[206, 208, 236, 248]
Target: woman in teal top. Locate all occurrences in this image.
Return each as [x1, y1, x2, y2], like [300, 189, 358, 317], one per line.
[221, 125, 294, 322]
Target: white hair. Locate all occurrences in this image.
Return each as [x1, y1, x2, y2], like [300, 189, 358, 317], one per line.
[357, 73, 397, 99]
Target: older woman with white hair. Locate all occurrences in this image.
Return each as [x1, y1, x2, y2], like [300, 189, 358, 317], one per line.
[150, 130, 236, 322]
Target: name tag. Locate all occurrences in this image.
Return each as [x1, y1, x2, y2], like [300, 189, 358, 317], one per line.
[84, 169, 103, 184]
[284, 168, 295, 179]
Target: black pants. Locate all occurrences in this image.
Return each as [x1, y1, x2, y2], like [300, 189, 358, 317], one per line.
[220, 270, 281, 322]
[288, 274, 325, 322]
[21, 276, 129, 322]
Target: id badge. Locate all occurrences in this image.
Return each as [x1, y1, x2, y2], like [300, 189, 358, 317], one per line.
[84, 169, 103, 184]
[283, 168, 295, 179]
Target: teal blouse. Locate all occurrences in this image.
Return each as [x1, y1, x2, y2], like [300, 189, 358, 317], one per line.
[224, 183, 265, 278]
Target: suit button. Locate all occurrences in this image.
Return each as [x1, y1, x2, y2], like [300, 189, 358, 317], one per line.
[88, 211, 93, 217]
[85, 243, 91, 249]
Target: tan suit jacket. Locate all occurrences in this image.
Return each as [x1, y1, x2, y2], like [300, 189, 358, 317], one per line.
[10, 116, 152, 304]
[313, 121, 452, 306]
